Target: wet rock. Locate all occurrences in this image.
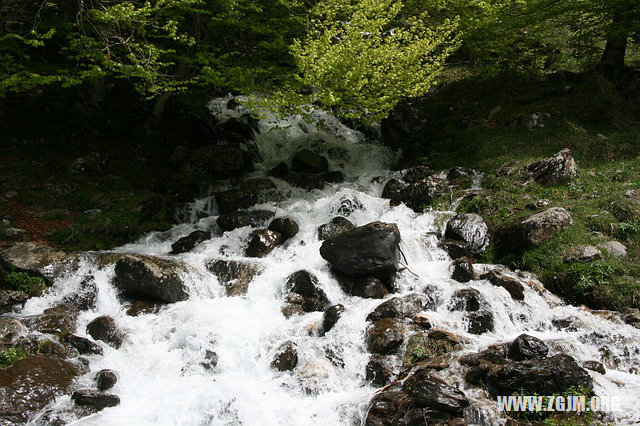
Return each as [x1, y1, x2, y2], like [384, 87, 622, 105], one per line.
[460, 344, 508, 367]
[439, 239, 470, 260]
[281, 293, 306, 318]
[126, 300, 163, 316]
[393, 175, 449, 212]
[63, 334, 103, 355]
[498, 207, 572, 252]
[320, 222, 401, 278]
[451, 257, 475, 283]
[620, 308, 640, 329]
[0, 290, 28, 314]
[366, 356, 394, 386]
[322, 304, 345, 335]
[466, 311, 494, 335]
[286, 270, 329, 312]
[381, 179, 405, 201]
[366, 318, 404, 354]
[1, 242, 70, 284]
[26, 304, 78, 335]
[405, 368, 469, 413]
[291, 149, 329, 173]
[583, 360, 606, 375]
[600, 241, 627, 258]
[214, 179, 278, 214]
[72, 389, 120, 410]
[481, 269, 525, 301]
[403, 165, 436, 183]
[112, 254, 190, 303]
[268, 162, 289, 178]
[206, 259, 262, 296]
[285, 171, 344, 190]
[317, 216, 355, 240]
[366, 294, 431, 321]
[449, 288, 483, 312]
[271, 341, 298, 371]
[563, 245, 602, 263]
[403, 332, 460, 366]
[483, 354, 592, 396]
[526, 148, 577, 186]
[267, 217, 299, 240]
[245, 229, 284, 257]
[444, 214, 489, 255]
[508, 334, 549, 361]
[86, 316, 124, 349]
[0, 318, 24, 342]
[96, 369, 118, 391]
[170, 230, 211, 254]
[36, 339, 78, 359]
[60, 275, 97, 311]
[201, 350, 218, 370]
[365, 383, 409, 425]
[217, 209, 274, 232]
[413, 313, 434, 330]
[351, 277, 389, 299]
[0, 355, 80, 424]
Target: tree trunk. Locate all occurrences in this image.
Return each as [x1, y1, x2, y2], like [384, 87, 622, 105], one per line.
[600, 9, 630, 69]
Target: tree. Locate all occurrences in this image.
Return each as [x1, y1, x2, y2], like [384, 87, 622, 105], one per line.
[285, 0, 459, 121]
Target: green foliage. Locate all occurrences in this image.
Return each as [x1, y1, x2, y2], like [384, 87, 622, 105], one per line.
[286, 0, 459, 120]
[5, 272, 47, 297]
[0, 347, 27, 367]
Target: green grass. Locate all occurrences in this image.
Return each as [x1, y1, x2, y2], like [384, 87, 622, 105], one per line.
[5, 271, 47, 296]
[409, 70, 640, 309]
[0, 347, 27, 367]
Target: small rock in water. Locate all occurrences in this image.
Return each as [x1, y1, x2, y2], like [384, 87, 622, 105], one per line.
[336, 195, 363, 216]
[508, 334, 549, 361]
[583, 360, 606, 375]
[322, 304, 345, 335]
[291, 149, 329, 173]
[64, 334, 103, 355]
[170, 230, 211, 254]
[451, 257, 475, 282]
[366, 356, 394, 386]
[466, 310, 494, 335]
[365, 318, 404, 354]
[72, 389, 120, 410]
[285, 270, 329, 312]
[216, 210, 274, 232]
[481, 269, 525, 301]
[367, 294, 431, 321]
[126, 300, 163, 316]
[206, 259, 262, 296]
[201, 350, 219, 370]
[449, 288, 483, 312]
[245, 228, 284, 258]
[439, 239, 470, 260]
[86, 316, 124, 349]
[267, 217, 299, 240]
[317, 216, 355, 240]
[271, 341, 298, 371]
[268, 162, 289, 178]
[96, 369, 118, 391]
[351, 277, 389, 299]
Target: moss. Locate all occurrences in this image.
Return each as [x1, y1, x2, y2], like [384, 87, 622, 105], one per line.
[403, 334, 455, 366]
[0, 347, 27, 367]
[5, 271, 47, 297]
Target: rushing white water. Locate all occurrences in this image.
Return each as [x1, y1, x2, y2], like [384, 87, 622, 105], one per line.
[17, 97, 640, 425]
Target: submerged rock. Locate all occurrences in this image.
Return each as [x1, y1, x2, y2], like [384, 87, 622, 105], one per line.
[170, 230, 211, 254]
[526, 148, 577, 186]
[466, 310, 494, 335]
[112, 254, 190, 303]
[444, 214, 490, 255]
[217, 210, 274, 232]
[320, 222, 401, 278]
[86, 316, 124, 349]
[206, 259, 262, 296]
[498, 207, 572, 252]
[583, 360, 606, 375]
[271, 341, 298, 371]
[449, 288, 483, 312]
[317, 217, 355, 240]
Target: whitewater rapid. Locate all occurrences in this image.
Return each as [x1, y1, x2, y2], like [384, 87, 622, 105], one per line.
[18, 97, 640, 425]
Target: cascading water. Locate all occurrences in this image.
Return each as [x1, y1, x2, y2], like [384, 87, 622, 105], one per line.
[15, 96, 640, 425]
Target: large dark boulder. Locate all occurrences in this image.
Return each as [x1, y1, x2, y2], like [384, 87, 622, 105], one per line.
[526, 148, 577, 186]
[0, 355, 81, 425]
[366, 356, 394, 386]
[86, 316, 124, 349]
[291, 149, 329, 173]
[507, 334, 549, 361]
[388, 174, 448, 212]
[483, 354, 592, 396]
[498, 207, 572, 252]
[112, 254, 190, 303]
[170, 230, 211, 254]
[405, 368, 470, 413]
[245, 229, 284, 258]
[366, 318, 405, 354]
[285, 270, 329, 312]
[320, 222, 401, 278]
[444, 214, 490, 255]
[206, 259, 262, 296]
[217, 210, 274, 232]
[317, 217, 355, 240]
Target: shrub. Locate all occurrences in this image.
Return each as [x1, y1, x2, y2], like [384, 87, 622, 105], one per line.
[0, 347, 27, 367]
[5, 271, 47, 297]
